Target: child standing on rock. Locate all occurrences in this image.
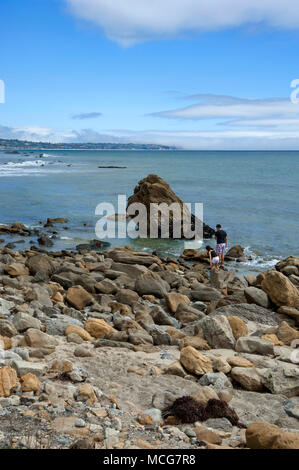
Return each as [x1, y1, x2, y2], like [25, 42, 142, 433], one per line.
[206, 245, 220, 270]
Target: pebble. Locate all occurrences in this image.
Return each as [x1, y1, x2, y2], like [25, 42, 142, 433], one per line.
[75, 418, 86, 428]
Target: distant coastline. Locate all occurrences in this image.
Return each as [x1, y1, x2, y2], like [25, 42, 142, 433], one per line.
[0, 138, 176, 151]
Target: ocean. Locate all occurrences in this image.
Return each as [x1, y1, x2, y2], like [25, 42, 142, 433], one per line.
[0, 149, 298, 274]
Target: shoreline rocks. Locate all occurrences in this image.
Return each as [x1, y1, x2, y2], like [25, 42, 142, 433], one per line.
[0, 244, 298, 449]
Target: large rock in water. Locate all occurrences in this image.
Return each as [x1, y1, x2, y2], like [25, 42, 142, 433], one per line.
[127, 174, 214, 239]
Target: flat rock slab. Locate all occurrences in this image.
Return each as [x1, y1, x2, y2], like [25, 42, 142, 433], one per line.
[10, 360, 46, 377]
[210, 303, 290, 326]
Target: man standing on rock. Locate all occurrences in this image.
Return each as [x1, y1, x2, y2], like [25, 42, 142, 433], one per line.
[215, 224, 227, 268]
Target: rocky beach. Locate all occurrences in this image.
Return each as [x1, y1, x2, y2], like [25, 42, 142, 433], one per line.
[0, 216, 299, 449]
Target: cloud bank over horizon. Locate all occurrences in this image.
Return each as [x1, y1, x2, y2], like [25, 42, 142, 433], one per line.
[65, 0, 299, 45]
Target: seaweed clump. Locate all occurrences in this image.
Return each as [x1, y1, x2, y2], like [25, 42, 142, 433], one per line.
[163, 396, 246, 428]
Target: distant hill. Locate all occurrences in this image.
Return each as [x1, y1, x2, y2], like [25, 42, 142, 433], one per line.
[0, 138, 176, 151]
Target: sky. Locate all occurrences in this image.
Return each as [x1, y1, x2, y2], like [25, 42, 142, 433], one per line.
[1, 0, 299, 149]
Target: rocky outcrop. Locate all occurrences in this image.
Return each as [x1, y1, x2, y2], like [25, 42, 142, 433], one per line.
[0, 243, 298, 449]
[127, 174, 214, 239]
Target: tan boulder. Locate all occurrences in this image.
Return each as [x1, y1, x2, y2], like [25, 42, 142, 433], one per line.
[277, 306, 299, 322]
[52, 292, 64, 303]
[66, 285, 93, 310]
[180, 346, 213, 376]
[261, 270, 299, 308]
[76, 383, 97, 405]
[0, 336, 12, 350]
[85, 318, 113, 338]
[164, 361, 187, 378]
[179, 335, 210, 351]
[231, 367, 263, 391]
[166, 292, 190, 313]
[227, 356, 255, 368]
[25, 328, 57, 349]
[50, 359, 74, 374]
[164, 326, 186, 342]
[4, 263, 29, 277]
[20, 373, 42, 394]
[175, 310, 199, 324]
[261, 333, 283, 346]
[192, 386, 219, 405]
[0, 366, 19, 397]
[277, 321, 299, 346]
[65, 325, 93, 341]
[246, 421, 299, 449]
[195, 426, 222, 445]
[212, 357, 231, 374]
[227, 316, 248, 339]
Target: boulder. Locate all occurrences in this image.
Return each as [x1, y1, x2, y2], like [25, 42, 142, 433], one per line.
[24, 328, 58, 349]
[211, 357, 231, 374]
[246, 421, 299, 449]
[11, 360, 46, 377]
[164, 361, 188, 378]
[231, 367, 263, 391]
[192, 386, 219, 405]
[191, 286, 221, 302]
[65, 325, 93, 341]
[135, 272, 170, 298]
[277, 306, 299, 323]
[148, 325, 171, 345]
[95, 279, 118, 295]
[244, 286, 271, 309]
[210, 303, 286, 326]
[225, 245, 244, 258]
[108, 249, 161, 266]
[235, 336, 274, 355]
[84, 318, 113, 338]
[13, 312, 41, 333]
[127, 174, 214, 239]
[210, 269, 236, 290]
[4, 263, 29, 277]
[227, 356, 255, 368]
[227, 316, 248, 339]
[197, 315, 235, 349]
[166, 292, 190, 313]
[76, 383, 97, 405]
[20, 373, 41, 394]
[277, 321, 299, 345]
[260, 364, 299, 397]
[66, 285, 93, 310]
[115, 289, 139, 306]
[0, 319, 17, 338]
[261, 270, 299, 308]
[199, 372, 232, 389]
[26, 254, 54, 278]
[180, 346, 213, 376]
[0, 366, 19, 397]
[179, 336, 211, 351]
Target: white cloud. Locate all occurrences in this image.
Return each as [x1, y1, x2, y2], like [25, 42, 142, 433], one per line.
[65, 0, 299, 45]
[1, 93, 299, 149]
[151, 94, 299, 122]
[2, 123, 299, 150]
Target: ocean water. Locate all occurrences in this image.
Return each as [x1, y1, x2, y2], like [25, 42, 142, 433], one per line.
[0, 149, 298, 273]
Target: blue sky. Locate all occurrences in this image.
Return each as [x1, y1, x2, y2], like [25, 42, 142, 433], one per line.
[1, 0, 299, 148]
